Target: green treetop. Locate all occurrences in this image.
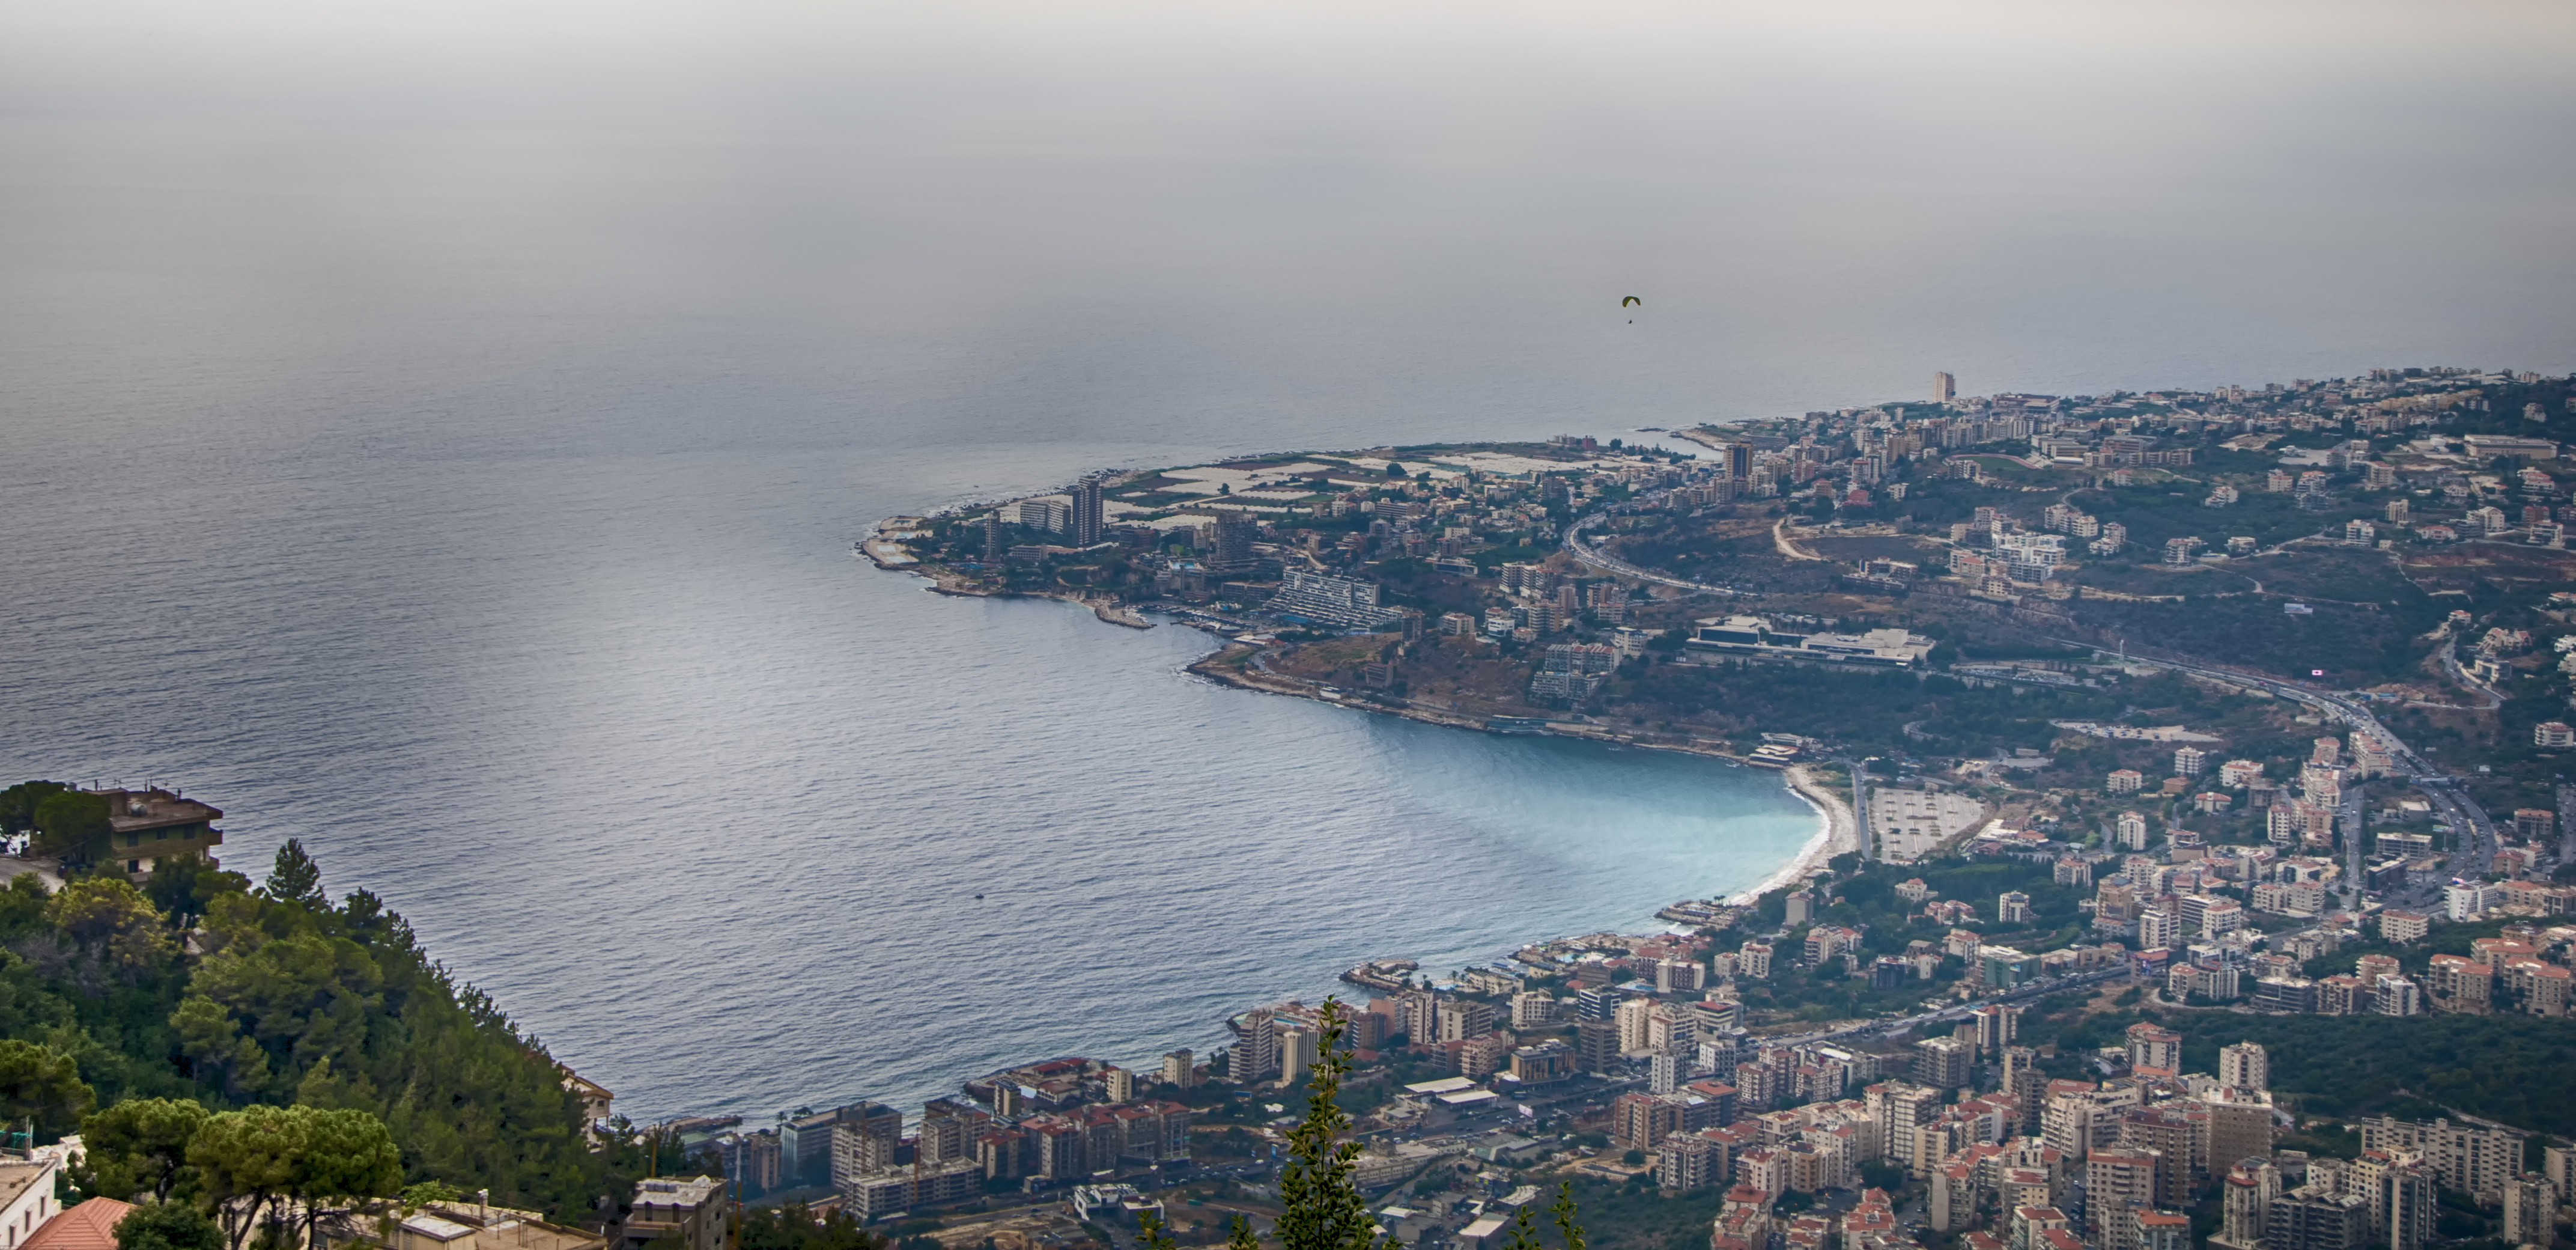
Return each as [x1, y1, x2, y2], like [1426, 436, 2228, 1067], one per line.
[262, 840, 327, 909]
[78, 1096, 214, 1203]
[113, 1201, 225, 1250]
[1139, 999, 1584, 1250]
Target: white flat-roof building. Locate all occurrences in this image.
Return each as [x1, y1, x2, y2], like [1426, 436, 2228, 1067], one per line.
[1403, 1076, 1479, 1096]
[1687, 616, 1933, 667]
[1, 1155, 63, 1250]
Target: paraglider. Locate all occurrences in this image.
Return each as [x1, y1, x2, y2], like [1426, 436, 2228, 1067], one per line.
[1621, 295, 1640, 323]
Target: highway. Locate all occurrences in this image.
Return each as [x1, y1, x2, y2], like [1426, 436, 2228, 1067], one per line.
[2043, 642, 2500, 880]
[1560, 497, 1748, 597]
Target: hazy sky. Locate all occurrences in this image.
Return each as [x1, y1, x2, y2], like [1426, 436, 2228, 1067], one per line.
[11, 1, 2572, 151]
[5, 0, 2574, 425]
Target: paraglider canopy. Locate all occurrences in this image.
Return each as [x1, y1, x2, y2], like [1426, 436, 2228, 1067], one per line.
[1620, 296, 1642, 308]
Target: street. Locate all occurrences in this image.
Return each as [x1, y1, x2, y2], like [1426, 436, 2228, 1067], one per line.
[2044, 643, 2502, 879]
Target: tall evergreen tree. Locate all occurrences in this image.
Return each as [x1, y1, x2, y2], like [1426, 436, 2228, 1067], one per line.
[262, 840, 326, 909]
[31, 789, 112, 866]
[0, 780, 72, 833]
[0, 1040, 96, 1141]
[1144, 1001, 1582, 1250]
[1274, 1000, 1382, 1250]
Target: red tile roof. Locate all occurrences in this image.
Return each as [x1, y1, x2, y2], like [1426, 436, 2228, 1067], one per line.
[24, 1199, 134, 1250]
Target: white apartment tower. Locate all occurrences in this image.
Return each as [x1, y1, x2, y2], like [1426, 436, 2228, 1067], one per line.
[2219, 1041, 2269, 1093]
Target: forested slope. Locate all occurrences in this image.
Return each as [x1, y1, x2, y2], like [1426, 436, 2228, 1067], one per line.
[0, 837, 638, 1222]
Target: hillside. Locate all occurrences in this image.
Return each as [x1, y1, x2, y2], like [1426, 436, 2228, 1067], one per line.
[0, 837, 647, 1222]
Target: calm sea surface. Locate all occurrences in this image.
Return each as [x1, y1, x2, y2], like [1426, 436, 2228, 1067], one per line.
[2, 1, 2572, 1120]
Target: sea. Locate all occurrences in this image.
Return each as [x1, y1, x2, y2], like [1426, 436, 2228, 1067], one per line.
[2, 0, 2572, 1123]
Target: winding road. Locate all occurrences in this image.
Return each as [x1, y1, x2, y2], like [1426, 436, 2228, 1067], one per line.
[1560, 498, 1749, 596]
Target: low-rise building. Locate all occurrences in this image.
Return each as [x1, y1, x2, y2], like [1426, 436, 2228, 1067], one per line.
[91, 786, 226, 876]
[314, 1201, 607, 1250]
[17, 1198, 132, 1250]
[1686, 616, 1935, 667]
[0, 1155, 64, 1250]
[621, 1177, 724, 1250]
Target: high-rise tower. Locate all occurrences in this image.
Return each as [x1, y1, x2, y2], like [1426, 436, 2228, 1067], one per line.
[1070, 475, 1105, 545]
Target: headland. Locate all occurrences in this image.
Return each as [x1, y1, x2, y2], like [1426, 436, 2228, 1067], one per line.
[828, 364, 2574, 1239]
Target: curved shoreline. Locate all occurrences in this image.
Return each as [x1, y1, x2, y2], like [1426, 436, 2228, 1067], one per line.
[1730, 764, 1859, 904]
[872, 512, 1839, 927]
[1180, 637, 1844, 913]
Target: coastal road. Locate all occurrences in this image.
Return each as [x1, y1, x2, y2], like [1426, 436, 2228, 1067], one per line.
[1841, 759, 1873, 863]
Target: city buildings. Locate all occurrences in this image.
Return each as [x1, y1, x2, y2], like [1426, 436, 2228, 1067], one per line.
[1069, 475, 1105, 546]
[2360, 1117, 2526, 1200]
[2267, 1188, 2371, 1250]
[1264, 569, 1406, 630]
[2085, 1148, 2160, 1250]
[2124, 1023, 2181, 1078]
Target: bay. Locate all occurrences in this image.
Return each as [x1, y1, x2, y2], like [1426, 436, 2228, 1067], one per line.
[2, 0, 2572, 1120]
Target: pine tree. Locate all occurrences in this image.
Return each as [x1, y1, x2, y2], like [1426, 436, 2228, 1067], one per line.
[1137, 998, 1584, 1250]
[1274, 999, 1381, 1250]
[263, 840, 326, 909]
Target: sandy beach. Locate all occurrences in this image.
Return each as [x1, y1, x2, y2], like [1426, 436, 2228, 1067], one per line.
[1728, 763, 1861, 904]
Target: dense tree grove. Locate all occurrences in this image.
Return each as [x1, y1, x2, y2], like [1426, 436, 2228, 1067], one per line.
[0, 836, 643, 1223]
[2170, 1013, 2576, 1134]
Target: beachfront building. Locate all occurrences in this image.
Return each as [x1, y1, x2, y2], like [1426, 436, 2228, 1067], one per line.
[1265, 570, 1406, 630]
[92, 787, 224, 876]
